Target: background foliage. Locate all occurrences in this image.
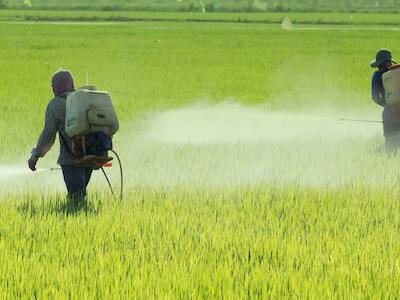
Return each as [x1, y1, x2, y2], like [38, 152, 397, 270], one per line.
[3, 0, 400, 12]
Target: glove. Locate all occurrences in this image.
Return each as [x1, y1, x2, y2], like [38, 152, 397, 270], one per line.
[28, 155, 38, 172]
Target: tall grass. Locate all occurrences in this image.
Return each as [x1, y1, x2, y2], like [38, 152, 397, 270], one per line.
[2, 186, 400, 298]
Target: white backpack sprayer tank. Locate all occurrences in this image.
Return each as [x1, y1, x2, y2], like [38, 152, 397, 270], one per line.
[65, 87, 123, 200]
[383, 66, 400, 106]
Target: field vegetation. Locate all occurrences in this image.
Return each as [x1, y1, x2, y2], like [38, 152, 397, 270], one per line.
[1, 13, 400, 298]
[2, 10, 400, 25]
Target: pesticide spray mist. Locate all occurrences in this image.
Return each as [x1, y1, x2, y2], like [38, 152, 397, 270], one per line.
[0, 165, 65, 197]
[116, 101, 396, 190]
[1, 101, 397, 198]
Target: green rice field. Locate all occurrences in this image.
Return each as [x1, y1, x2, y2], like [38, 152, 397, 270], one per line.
[1, 14, 400, 298]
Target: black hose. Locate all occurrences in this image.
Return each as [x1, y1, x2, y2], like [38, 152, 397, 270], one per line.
[110, 149, 124, 201]
[101, 167, 116, 199]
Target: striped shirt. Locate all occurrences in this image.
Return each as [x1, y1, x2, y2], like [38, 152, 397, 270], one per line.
[31, 93, 73, 166]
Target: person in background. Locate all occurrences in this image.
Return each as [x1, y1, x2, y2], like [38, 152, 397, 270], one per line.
[28, 70, 92, 208]
[371, 48, 400, 150]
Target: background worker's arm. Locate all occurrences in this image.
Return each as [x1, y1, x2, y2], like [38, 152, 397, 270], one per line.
[371, 71, 386, 107]
[28, 104, 57, 171]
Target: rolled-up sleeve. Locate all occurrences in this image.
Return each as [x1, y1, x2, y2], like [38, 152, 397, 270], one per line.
[371, 71, 386, 107]
[31, 104, 57, 158]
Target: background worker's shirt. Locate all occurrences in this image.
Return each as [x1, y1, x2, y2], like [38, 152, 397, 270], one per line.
[371, 70, 387, 107]
[31, 94, 73, 166]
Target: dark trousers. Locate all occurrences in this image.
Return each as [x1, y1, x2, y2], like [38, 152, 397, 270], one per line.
[61, 165, 93, 201]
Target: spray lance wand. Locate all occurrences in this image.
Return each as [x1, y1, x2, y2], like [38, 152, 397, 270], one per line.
[339, 118, 382, 124]
[35, 167, 60, 171]
[35, 154, 123, 202]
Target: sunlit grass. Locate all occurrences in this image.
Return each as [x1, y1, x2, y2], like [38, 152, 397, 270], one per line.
[1, 186, 400, 298]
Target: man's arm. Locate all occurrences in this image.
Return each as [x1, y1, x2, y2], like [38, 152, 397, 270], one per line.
[371, 71, 386, 107]
[28, 104, 58, 171]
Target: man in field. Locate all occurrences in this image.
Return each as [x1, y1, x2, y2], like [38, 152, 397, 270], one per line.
[28, 70, 92, 208]
[371, 49, 400, 150]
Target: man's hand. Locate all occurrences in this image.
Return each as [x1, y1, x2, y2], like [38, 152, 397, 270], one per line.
[28, 155, 38, 172]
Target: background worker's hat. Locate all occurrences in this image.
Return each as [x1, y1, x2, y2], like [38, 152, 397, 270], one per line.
[371, 49, 397, 68]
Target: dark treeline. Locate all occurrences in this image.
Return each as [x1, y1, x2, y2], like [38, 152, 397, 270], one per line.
[2, 0, 400, 12]
[275, 0, 400, 10]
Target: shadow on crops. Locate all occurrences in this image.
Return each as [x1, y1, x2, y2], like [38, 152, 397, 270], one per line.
[17, 198, 101, 217]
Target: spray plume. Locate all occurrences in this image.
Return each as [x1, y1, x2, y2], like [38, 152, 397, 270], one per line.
[0, 102, 393, 198]
[112, 101, 393, 190]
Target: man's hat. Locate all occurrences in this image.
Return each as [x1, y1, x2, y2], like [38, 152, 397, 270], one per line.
[51, 69, 74, 86]
[371, 49, 397, 68]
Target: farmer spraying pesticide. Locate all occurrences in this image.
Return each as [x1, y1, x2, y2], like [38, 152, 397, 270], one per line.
[371, 49, 400, 150]
[28, 70, 120, 207]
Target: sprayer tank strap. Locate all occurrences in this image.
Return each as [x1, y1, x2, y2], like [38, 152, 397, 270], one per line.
[58, 90, 75, 156]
